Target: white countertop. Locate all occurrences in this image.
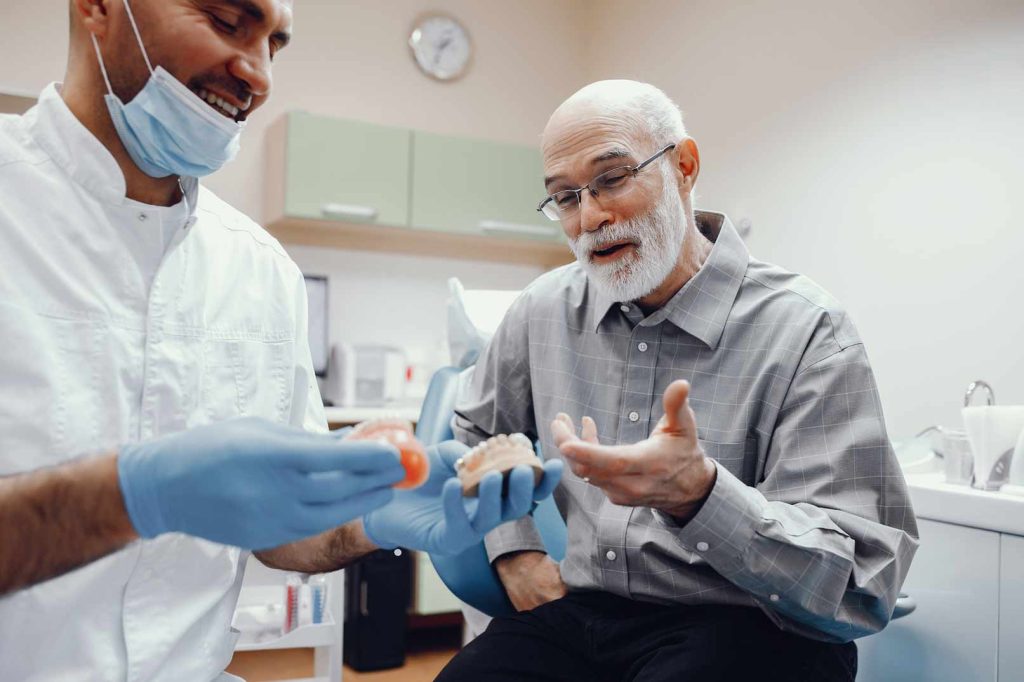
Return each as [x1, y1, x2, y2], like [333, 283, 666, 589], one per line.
[324, 404, 421, 426]
[905, 471, 1024, 536]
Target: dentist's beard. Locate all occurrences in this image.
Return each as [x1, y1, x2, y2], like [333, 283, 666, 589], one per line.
[570, 178, 687, 303]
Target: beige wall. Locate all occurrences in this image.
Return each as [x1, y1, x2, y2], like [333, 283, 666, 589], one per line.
[0, 0, 588, 219]
[584, 0, 1024, 436]
[0, 1, 590, 357]
[3, 1, 1022, 433]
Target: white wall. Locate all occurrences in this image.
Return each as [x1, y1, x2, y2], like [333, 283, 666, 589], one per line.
[0, 1, 589, 358]
[584, 0, 1024, 437]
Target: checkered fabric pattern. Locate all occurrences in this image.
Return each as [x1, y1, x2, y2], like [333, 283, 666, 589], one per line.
[454, 211, 918, 642]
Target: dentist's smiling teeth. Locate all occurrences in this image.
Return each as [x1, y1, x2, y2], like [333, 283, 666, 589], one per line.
[196, 88, 242, 119]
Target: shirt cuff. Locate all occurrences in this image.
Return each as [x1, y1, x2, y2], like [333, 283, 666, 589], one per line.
[483, 516, 546, 564]
[655, 461, 766, 580]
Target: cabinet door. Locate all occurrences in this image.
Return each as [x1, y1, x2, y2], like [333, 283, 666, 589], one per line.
[856, 519, 1000, 682]
[283, 113, 411, 226]
[1000, 534, 1024, 681]
[410, 131, 563, 242]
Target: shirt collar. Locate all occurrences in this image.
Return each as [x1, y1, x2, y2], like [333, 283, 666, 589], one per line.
[592, 211, 750, 349]
[28, 82, 199, 219]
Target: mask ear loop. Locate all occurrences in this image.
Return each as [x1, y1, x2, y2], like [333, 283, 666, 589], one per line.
[90, 34, 116, 96]
[121, 0, 155, 75]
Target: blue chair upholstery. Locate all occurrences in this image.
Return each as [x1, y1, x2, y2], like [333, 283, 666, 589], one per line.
[416, 366, 915, 623]
[416, 366, 565, 618]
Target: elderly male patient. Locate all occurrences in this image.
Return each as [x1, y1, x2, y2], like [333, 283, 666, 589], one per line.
[438, 80, 918, 682]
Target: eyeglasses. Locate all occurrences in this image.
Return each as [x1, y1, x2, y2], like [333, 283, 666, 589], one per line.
[536, 143, 676, 221]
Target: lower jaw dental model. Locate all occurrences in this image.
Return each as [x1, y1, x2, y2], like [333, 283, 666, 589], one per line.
[345, 418, 430, 489]
[455, 433, 544, 497]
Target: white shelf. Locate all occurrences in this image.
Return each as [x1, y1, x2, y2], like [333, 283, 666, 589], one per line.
[232, 560, 344, 680]
[235, 620, 336, 652]
[324, 404, 421, 426]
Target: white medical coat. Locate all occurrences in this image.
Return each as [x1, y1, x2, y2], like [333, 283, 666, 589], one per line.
[0, 84, 327, 681]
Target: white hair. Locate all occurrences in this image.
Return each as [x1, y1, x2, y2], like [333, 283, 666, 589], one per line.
[627, 83, 687, 152]
[551, 80, 687, 154]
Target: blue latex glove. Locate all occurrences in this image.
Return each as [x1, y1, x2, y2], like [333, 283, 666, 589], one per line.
[118, 417, 405, 549]
[362, 440, 563, 556]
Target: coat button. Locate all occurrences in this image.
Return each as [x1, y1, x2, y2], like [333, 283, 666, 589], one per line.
[605, 550, 617, 561]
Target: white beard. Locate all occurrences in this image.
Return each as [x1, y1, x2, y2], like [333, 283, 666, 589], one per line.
[570, 174, 687, 303]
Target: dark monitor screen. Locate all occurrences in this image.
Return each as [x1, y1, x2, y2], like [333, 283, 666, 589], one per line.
[303, 274, 329, 377]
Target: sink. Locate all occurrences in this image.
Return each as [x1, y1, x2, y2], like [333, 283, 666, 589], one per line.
[893, 436, 942, 474]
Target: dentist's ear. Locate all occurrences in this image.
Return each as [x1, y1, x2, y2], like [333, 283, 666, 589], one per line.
[73, 0, 112, 39]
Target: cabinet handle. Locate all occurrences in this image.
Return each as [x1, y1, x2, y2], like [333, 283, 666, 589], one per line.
[478, 220, 557, 238]
[321, 203, 379, 222]
[359, 580, 369, 616]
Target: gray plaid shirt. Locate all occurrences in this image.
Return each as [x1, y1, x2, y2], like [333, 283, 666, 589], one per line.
[454, 211, 918, 642]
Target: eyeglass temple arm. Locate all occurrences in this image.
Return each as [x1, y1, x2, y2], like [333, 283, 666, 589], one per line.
[634, 143, 677, 172]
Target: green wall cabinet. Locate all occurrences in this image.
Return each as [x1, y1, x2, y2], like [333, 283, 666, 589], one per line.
[410, 131, 562, 243]
[274, 112, 411, 226]
[264, 112, 571, 268]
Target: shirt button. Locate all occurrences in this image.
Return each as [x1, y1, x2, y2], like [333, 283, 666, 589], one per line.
[696, 541, 709, 552]
[628, 411, 640, 422]
[137, 212, 148, 222]
[619, 304, 630, 313]
[605, 550, 617, 561]
[770, 594, 780, 603]
[638, 342, 648, 352]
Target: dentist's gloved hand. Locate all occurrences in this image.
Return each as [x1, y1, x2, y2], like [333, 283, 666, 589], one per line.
[362, 440, 563, 556]
[118, 417, 405, 550]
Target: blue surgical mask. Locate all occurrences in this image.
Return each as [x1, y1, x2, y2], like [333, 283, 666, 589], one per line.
[90, 0, 246, 178]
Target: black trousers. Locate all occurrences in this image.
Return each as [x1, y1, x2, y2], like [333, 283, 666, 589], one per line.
[437, 591, 856, 682]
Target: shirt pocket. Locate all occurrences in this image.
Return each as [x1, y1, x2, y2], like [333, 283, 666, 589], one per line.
[199, 338, 292, 424]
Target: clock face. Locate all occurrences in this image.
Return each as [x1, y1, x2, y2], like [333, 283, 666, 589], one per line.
[409, 14, 472, 81]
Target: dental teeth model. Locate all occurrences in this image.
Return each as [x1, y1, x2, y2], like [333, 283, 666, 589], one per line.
[455, 433, 543, 497]
[345, 418, 429, 489]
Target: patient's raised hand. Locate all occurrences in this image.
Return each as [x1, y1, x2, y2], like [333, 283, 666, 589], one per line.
[551, 380, 717, 521]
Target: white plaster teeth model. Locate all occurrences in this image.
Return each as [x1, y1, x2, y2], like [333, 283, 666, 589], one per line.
[455, 433, 543, 497]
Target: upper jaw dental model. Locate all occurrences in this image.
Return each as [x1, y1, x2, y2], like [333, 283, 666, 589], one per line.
[455, 433, 544, 497]
[345, 418, 430, 489]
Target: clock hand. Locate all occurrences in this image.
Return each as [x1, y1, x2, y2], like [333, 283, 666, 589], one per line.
[433, 38, 452, 66]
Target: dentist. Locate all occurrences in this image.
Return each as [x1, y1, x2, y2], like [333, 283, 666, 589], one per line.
[0, 1, 560, 680]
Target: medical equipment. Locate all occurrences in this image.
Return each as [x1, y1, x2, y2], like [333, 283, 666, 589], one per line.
[323, 343, 407, 406]
[283, 573, 301, 634]
[310, 574, 327, 625]
[303, 275, 329, 377]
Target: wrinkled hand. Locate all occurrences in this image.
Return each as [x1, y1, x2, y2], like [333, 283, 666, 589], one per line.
[495, 550, 567, 612]
[118, 418, 405, 549]
[552, 380, 716, 519]
[362, 440, 563, 556]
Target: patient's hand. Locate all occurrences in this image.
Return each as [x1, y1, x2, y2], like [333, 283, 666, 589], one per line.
[494, 550, 567, 612]
[551, 380, 717, 522]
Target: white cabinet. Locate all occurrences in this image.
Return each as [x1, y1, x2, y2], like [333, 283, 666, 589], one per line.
[1000, 534, 1024, 681]
[857, 519, 1001, 682]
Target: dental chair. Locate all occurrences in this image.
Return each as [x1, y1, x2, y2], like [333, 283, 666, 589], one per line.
[415, 365, 918, 624]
